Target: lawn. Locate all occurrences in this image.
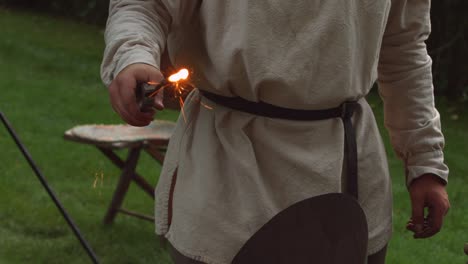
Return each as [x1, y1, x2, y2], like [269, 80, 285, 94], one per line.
[0, 7, 467, 264]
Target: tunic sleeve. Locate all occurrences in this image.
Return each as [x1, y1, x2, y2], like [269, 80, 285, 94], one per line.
[100, 0, 172, 87]
[377, 0, 449, 187]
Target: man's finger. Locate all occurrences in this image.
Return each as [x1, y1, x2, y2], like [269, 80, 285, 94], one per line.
[414, 204, 446, 239]
[117, 75, 154, 126]
[410, 193, 426, 234]
[110, 82, 152, 126]
[430, 205, 445, 234]
[110, 87, 148, 126]
[117, 98, 150, 126]
[133, 65, 165, 84]
[108, 82, 121, 113]
[413, 217, 433, 238]
[417, 202, 446, 238]
[108, 82, 135, 124]
[406, 221, 418, 233]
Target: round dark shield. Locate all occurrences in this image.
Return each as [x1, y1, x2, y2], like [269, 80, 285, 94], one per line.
[232, 193, 368, 264]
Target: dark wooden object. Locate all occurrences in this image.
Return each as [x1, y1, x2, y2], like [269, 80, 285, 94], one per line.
[64, 120, 175, 224]
[232, 193, 368, 264]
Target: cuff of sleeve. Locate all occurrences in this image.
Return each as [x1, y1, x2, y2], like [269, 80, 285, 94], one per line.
[405, 150, 449, 187]
[102, 47, 161, 87]
[115, 47, 161, 78]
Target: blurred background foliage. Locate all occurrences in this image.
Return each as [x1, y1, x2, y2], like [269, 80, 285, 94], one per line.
[0, 0, 109, 25]
[428, 0, 468, 100]
[0, 0, 467, 101]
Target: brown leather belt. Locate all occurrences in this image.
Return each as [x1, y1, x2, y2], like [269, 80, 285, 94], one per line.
[200, 90, 360, 199]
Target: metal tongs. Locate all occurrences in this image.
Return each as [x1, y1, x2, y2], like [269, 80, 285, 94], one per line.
[136, 80, 168, 112]
[136, 68, 190, 112]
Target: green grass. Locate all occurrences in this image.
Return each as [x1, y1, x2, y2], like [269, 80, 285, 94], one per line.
[0, 7, 467, 264]
[367, 93, 468, 263]
[0, 8, 176, 264]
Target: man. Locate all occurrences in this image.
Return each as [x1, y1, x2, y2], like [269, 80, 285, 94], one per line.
[101, 1, 450, 263]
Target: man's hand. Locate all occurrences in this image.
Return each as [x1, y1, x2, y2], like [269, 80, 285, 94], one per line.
[406, 173, 450, 238]
[108, 63, 165, 126]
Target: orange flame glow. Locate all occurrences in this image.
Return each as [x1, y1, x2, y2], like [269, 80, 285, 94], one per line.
[168, 68, 189, 83]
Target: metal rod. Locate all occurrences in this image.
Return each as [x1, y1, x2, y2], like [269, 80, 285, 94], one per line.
[0, 111, 99, 264]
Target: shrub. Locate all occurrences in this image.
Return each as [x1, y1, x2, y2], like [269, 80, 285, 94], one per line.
[0, 0, 109, 25]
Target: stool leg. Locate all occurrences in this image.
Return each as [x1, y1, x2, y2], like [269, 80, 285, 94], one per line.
[103, 147, 141, 224]
[99, 147, 155, 199]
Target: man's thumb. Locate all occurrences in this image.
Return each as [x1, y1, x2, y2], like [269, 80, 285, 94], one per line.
[153, 88, 165, 110]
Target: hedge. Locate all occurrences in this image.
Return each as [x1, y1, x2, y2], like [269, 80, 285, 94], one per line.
[0, 0, 109, 25]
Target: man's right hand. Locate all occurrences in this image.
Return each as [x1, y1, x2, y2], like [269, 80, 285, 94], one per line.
[108, 63, 165, 127]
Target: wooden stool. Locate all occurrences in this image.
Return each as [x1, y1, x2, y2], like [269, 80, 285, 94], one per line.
[64, 120, 175, 224]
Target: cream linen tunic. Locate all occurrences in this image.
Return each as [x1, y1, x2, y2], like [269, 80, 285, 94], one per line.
[101, 0, 449, 263]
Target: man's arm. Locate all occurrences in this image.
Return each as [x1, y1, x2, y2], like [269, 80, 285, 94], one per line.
[101, 0, 172, 126]
[101, 0, 171, 86]
[377, 0, 450, 238]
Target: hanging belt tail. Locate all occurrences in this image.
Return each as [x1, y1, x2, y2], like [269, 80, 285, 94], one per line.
[199, 90, 359, 199]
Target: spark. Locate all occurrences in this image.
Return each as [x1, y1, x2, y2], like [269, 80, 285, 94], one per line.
[147, 83, 172, 98]
[93, 173, 98, 188]
[179, 97, 187, 123]
[200, 101, 213, 110]
[92, 171, 105, 196]
[99, 172, 104, 196]
[168, 69, 192, 124]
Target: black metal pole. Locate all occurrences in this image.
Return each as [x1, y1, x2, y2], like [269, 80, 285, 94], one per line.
[0, 111, 99, 264]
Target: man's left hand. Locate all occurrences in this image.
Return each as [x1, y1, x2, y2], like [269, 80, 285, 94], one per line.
[406, 173, 450, 239]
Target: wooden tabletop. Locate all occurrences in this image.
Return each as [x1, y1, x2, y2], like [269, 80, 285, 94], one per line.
[64, 120, 176, 148]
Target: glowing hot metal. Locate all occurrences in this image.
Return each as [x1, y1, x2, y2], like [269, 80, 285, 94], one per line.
[168, 68, 189, 82]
